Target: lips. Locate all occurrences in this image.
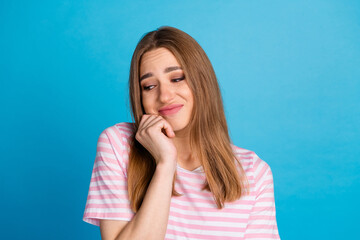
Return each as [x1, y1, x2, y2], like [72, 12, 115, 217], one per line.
[159, 104, 184, 116]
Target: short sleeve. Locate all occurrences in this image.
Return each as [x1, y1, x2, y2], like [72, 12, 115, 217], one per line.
[83, 125, 135, 226]
[244, 154, 280, 239]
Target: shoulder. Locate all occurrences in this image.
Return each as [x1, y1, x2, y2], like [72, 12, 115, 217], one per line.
[97, 122, 135, 168]
[101, 122, 135, 146]
[105, 122, 135, 135]
[230, 144, 272, 177]
[231, 144, 275, 198]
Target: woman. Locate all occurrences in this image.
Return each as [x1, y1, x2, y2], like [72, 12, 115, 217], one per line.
[83, 26, 280, 239]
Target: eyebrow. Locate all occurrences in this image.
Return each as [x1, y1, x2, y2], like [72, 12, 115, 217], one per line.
[139, 66, 182, 82]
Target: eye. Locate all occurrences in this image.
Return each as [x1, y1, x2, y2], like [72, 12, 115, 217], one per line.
[171, 75, 185, 82]
[142, 85, 155, 91]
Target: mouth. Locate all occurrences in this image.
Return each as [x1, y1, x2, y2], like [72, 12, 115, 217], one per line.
[159, 104, 183, 116]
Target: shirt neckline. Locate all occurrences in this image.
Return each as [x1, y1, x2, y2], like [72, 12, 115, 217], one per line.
[176, 164, 204, 173]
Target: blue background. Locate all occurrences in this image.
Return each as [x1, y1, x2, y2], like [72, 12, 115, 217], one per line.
[1, 0, 359, 239]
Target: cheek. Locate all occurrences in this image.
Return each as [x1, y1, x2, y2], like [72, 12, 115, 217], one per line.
[141, 94, 149, 111]
[141, 94, 155, 113]
[184, 88, 194, 105]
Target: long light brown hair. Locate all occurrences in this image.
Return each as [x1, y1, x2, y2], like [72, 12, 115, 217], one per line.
[127, 26, 248, 212]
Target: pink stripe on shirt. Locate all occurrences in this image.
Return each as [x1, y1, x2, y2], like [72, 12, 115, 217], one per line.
[83, 122, 280, 239]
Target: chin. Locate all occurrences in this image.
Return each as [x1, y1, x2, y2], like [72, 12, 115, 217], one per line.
[166, 118, 190, 132]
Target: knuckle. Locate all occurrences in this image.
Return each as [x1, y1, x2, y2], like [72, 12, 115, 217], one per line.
[141, 114, 149, 121]
[144, 128, 151, 135]
[135, 132, 140, 140]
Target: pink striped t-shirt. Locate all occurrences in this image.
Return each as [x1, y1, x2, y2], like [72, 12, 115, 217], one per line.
[83, 122, 280, 239]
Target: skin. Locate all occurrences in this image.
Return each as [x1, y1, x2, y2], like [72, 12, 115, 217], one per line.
[139, 47, 198, 169]
[99, 47, 199, 240]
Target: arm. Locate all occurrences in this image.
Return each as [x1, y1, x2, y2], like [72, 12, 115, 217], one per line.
[100, 116, 177, 240]
[108, 163, 175, 240]
[100, 162, 175, 240]
[244, 155, 280, 239]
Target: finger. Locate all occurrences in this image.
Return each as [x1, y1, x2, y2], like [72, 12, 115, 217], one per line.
[162, 121, 175, 138]
[138, 114, 151, 127]
[139, 114, 156, 129]
[136, 115, 153, 142]
[146, 116, 175, 138]
[142, 114, 160, 129]
[145, 116, 165, 132]
[150, 118, 174, 138]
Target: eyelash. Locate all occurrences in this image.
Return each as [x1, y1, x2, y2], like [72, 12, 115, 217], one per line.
[142, 76, 185, 91]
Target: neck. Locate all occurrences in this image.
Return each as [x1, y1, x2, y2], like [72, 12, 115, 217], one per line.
[173, 132, 192, 159]
[173, 128, 201, 170]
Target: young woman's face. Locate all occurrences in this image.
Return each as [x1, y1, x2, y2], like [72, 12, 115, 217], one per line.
[139, 47, 194, 132]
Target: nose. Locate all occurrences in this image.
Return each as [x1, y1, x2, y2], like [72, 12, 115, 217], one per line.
[158, 82, 174, 103]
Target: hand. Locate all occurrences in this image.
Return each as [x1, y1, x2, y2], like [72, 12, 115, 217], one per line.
[135, 115, 177, 169]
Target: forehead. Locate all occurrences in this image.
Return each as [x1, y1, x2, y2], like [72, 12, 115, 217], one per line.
[140, 48, 181, 74]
